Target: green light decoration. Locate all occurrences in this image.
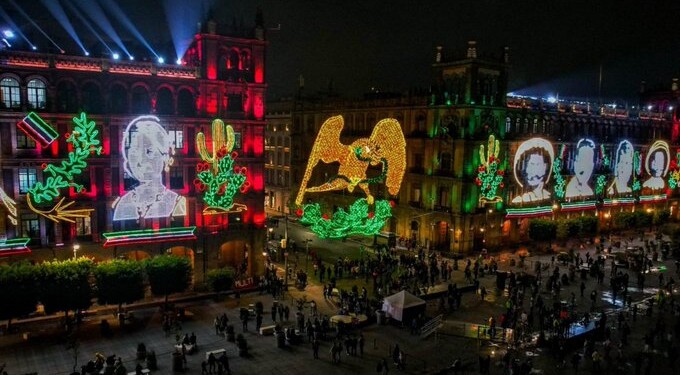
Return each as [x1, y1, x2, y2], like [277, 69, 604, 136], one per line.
[505, 206, 553, 219]
[632, 151, 642, 193]
[594, 144, 610, 197]
[297, 199, 393, 239]
[195, 120, 250, 214]
[28, 112, 102, 203]
[668, 149, 680, 189]
[553, 144, 567, 200]
[475, 134, 505, 203]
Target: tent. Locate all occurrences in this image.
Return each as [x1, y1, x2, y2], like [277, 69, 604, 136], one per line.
[381, 290, 426, 322]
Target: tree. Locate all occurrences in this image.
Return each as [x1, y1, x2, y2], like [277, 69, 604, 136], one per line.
[556, 220, 570, 242]
[94, 259, 145, 312]
[206, 267, 236, 293]
[144, 255, 192, 307]
[0, 262, 38, 329]
[528, 219, 557, 244]
[36, 258, 94, 317]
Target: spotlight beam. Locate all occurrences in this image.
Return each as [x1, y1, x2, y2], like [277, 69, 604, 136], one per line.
[38, 0, 87, 54]
[163, 0, 215, 63]
[7, 0, 63, 52]
[0, 5, 36, 49]
[98, 0, 159, 58]
[63, 0, 113, 55]
[74, 0, 131, 58]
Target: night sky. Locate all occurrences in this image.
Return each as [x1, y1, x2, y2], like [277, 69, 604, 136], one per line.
[2, 0, 679, 101]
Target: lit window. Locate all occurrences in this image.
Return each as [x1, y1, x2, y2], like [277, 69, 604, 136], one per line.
[233, 132, 242, 149]
[16, 130, 37, 149]
[75, 216, 91, 236]
[168, 130, 184, 149]
[18, 168, 37, 194]
[0, 77, 21, 109]
[27, 79, 46, 109]
[21, 214, 40, 238]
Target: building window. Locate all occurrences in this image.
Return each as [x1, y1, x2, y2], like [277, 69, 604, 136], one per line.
[0, 77, 21, 109]
[21, 214, 40, 238]
[16, 130, 37, 149]
[411, 184, 422, 203]
[170, 167, 183, 189]
[75, 216, 91, 236]
[27, 79, 46, 109]
[439, 186, 450, 208]
[440, 152, 452, 171]
[233, 132, 242, 149]
[168, 130, 183, 149]
[18, 168, 37, 194]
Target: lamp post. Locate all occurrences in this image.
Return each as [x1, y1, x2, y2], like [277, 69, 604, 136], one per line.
[72, 243, 80, 260]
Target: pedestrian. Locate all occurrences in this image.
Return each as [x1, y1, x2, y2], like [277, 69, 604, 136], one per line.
[201, 360, 208, 375]
[592, 349, 602, 371]
[218, 352, 231, 375]
[313, 338, 320, 359]
[580, 281, 586, 297]
[271, 304, 277, 322]
[571, 352, 581, 372]
[359, 333, 365, 357]
[208, 352, 216, 373]
[214, 316, 220, 335]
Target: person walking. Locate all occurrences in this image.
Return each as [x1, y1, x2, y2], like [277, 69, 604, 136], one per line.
[359, 333, 365, 357]
[313, 338, 320, 359]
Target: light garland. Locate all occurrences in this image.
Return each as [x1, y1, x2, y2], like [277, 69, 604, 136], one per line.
[295, 116, 406, 238]
[298, 199, 393, 239]
[553, 144, 567, 200]
[594, 144, 610, 197]
[632, 151, 642, 193]
[27, 113, 99, 223]
[639, 194, 667, 204]
[17, 112, 59, 147]
[602, 197, 636, 207]
[195, 119, 249, 214]
[0, 238, 31, 257]
[505, 206, 553, 219]
[102, 226, 197, 247]
[560, 201, 597, 212]
[669, 149, 680, 189]
[476, 134, 505, 203]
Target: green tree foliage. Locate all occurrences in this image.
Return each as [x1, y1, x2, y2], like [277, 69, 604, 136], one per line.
[575, 216, 598, 238]
[613, 211, 653, 230]
[653, 209, 671, 226]
[144, 255, 192, 305]
[556, 220, 570, 241]
[93, 259, 145, 311]
[37, 258, 94, 316]
[528, 219, 557, 242]
[206, 267, 236, 292]
[0, 262, 38, 327]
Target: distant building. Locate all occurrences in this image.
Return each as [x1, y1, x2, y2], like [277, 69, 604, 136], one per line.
[268, 41, 677, 253]
[0, 14, 267, 280]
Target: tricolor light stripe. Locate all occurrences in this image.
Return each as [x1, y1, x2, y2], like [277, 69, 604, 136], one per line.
[639, 194, 667, 204]
[17, 112, 59, 147]
[102, 226, 197, 247]
[602, 197, 636, 207]
[505, 206, 553, 219]
[0, 238, 31, 257]
[561, 201, 597, 212]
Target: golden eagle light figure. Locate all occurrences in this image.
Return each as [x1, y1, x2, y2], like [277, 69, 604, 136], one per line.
[295, 115, 406, 206]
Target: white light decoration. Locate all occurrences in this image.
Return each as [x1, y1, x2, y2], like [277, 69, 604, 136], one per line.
[608, 140, 634, 195]
[565, 138, 596, 198]
[643, 140, 670, 190]
[511, 138, 554, 204]
[113, 116, 186, 221]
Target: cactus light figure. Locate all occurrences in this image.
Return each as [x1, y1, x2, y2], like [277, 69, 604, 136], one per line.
[113, 116, 186, 221]
[476, 134, 505, 203]
[194, 119, 249, 214]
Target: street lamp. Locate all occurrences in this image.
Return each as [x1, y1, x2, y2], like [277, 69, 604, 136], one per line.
[72, 243, 80, 259]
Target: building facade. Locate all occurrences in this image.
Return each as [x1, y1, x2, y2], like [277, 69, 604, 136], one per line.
[0, 17, 267, 282]
[267, 41, 678, 254]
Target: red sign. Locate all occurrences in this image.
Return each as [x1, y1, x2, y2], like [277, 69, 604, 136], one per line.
[234, 277, 257, 290]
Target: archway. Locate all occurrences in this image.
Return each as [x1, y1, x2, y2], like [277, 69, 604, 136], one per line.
[131, 85, 151, 114]
[166, 246, 195, 270]
[119, 250, 152, 261]
[177, 89, 195, 116]
[219, 240, 247, 270]
[156, 87, 174, 115]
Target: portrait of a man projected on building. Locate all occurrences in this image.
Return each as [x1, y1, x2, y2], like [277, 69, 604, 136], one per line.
[642, 140, 670, 191]
[608, 140, 634, 195]
[512, 138, 554, 204]
[565, 139, 596, 198]
[113, 116, 186, 221]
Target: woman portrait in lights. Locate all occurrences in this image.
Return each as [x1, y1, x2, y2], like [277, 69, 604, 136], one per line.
[642, 140, 670, 190]
[608, 140, 634, 195]
[113, 116, 186, 221]
[512, 138, 554, 204]
[565, 139, 596, 198]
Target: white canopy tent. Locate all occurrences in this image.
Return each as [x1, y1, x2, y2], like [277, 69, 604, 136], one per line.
[381, 290, 426, 322]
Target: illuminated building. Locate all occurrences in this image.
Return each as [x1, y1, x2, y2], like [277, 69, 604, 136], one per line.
[0, 15, 267, 279]
[271, 41, 677, 253]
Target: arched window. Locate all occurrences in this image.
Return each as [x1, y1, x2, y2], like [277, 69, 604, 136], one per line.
[131, 86, 150, 114]
[228, 50, 240, 70]
[440, 152, 452, 171]
[240, 50, 250, 70]
[27, 79, 46, 110]
[177, 89, 195, 116]
[156, 87, 174, 115]
[57, 81, 78, 113]
[81, 82, 103, 114]
[0, 77, 20, 109]
[109, 84, 128, 114]
[218, 55, 228, 80]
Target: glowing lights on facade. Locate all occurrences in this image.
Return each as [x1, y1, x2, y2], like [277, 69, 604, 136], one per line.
[113, 116, 186, 221]
[511, 138, 554, 203]
[476, 134, 505, 203]
[643, 140, 670, 191]
[102, 226, 196, 247]
[0, 238, 31, 257]
[565, 139, 596, 199]
[296, 116, 406, 238]
[17, 112, 59, 147]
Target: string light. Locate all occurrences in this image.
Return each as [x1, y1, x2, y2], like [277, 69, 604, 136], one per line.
[17, 112, 59, 147]
[0, 238, 31, 257]
[639, 194, 667, 203]
[602, 197, 636, 207]
[476, 134, 505, 203]
[102, 226, 196, 247]
[668, 149, 680, 189]
[26, 112, 99, 223]
[295, 116, 406, 238]
[561, 201, 597, 212]
[505, 206, 553, 219]
[195, 119, 249, 214]
[553, 144, 567, 200]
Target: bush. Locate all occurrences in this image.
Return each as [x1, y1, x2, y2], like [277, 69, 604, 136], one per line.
[528, 219, 557, 243]
[144, 255, 192, 306]
[206, 267, 236, 292]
